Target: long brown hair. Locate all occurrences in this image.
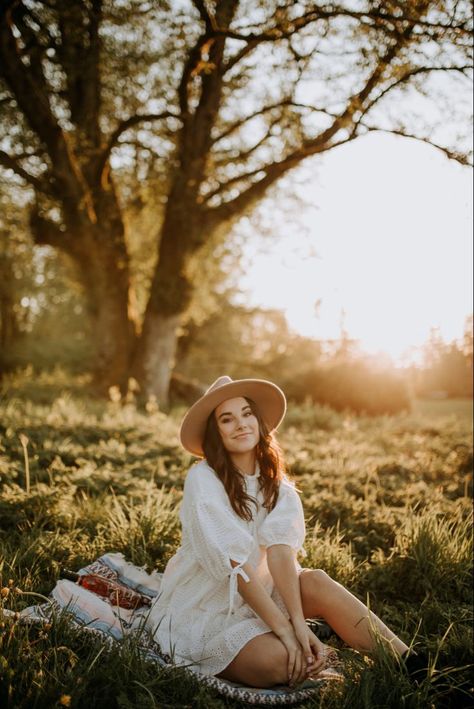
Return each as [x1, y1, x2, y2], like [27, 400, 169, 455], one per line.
[202, 397, 285, 521]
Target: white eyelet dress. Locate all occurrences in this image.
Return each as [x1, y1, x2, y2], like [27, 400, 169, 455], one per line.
[146, 459, 306, 676]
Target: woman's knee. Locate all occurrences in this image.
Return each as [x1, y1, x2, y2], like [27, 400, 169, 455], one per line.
[259, 641, 289, 686]
[218, 634, 289, 687]
[303, 568, 333, 590]
[300, 568, 337, 616]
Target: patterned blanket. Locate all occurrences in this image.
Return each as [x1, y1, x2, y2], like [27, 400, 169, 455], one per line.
[5, 553, 343, 706]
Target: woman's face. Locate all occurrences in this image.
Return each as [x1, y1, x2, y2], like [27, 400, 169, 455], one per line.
[214, 397, 260, 454]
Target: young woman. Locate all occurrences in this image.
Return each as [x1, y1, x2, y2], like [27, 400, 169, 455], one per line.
[147, 376, 413, 688]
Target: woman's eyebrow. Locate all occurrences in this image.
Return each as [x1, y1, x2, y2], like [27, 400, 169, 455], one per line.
[217, 405, 251, 420]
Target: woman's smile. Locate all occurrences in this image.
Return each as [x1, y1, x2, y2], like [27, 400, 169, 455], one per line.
[214, 397, 260, 459]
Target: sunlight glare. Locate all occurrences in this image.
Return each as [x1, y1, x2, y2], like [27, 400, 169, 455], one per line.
[239, 133, 473, 363]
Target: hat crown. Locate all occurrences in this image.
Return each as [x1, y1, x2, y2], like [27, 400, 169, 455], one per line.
[206, 376, 233, 395]
[179, 375, 286, 457]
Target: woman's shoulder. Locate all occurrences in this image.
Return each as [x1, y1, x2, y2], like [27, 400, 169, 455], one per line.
[279, 474, 297, 491]
[276, 474, 301, 501]
[183, 459, 224, 496]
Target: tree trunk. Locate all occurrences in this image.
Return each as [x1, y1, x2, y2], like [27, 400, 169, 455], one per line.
[0, 293, 17, 351]
[132, 182, 203, 405]
[78, 244, 135, 394]
[134, 311, 181, 405]
[30, 179, 137, 393]
[88, 289, 134, 393]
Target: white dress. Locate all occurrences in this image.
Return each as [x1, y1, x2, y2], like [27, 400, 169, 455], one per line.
[146, 459, 306, 676]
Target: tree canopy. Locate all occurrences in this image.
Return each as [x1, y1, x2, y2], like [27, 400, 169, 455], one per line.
[0, 0, 472, 401]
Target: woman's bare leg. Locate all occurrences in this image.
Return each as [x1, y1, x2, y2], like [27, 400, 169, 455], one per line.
[217, 632, 289, 687]
[300, 569, 409, 656]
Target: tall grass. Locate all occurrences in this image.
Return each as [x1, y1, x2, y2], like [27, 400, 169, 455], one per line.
[1, 374, 472, 707]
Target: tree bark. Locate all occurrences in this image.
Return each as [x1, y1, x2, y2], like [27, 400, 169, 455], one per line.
[134, 312, 181, 405]
[31, 194, 136, 393]
[84, 257, 135, 393]
[0, 292, 19, 354]
[132, 179, 203, 403]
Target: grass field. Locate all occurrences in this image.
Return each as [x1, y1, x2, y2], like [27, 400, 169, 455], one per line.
[0, 372, 472, 708]
[411, 398, 473, 422]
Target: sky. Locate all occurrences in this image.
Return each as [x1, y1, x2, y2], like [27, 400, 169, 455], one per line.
[238, 132, 473, 363]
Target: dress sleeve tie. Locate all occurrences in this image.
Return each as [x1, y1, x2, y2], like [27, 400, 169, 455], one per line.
[226, 562, 250, 622]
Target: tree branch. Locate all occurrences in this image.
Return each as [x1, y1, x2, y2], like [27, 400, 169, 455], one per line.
[177, 33, 214, 116]
[205, 7, 443, 223]
[223, 37, 259, 74]
[214, 6, 472, 44]
[97, 111, 180, 180]
[0, 5, 94, 218]
[365, 127, 473, 166]
[353, 64, 473, 131]
[191, 0, 217, 31]
[177, 0, 240, 170]
[0, 150, 49, 192]
[0, 4, 59, 152]
[55, 0, 103, 143]
[29, 207, 80, 258]
[204, 140, 332, 223]
[202, 165, 266, 204]
[211, 100, 337, 145]
[210, 117, 282, 170]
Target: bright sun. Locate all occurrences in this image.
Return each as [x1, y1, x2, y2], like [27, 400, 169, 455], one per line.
[239, 133, 473, 363]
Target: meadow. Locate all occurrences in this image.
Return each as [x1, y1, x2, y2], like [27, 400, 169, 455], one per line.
[0, 370, 472, 708]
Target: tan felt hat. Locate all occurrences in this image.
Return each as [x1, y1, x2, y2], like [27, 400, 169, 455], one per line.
[179, 375, 287, 457]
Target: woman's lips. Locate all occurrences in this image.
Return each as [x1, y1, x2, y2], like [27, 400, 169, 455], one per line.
[234, 432, 251, 439]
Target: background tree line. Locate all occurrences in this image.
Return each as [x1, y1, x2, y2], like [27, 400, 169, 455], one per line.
[1, 233, 472, 413]
[0, 0, 472, 405]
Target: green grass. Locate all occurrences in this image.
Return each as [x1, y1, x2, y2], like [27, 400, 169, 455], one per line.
[0, 373, 473, 708]
[412, 397, 473, 423]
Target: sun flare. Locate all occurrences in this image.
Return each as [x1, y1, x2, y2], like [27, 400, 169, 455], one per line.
[240, 134, 473, 363]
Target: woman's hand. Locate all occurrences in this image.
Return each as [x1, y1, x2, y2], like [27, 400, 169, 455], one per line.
[275, 625, 307, 687]
[291, 617, 331, 678]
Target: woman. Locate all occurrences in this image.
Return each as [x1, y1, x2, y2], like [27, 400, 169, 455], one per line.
[147, 376, 412, 688]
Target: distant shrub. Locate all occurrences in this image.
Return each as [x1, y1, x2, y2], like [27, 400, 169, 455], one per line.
[284, 361, 411, 415]
[282, 400, 342, 431]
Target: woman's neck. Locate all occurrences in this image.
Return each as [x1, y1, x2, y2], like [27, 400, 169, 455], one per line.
[230, 450, 256, 476]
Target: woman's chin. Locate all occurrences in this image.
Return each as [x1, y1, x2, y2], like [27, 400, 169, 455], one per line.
[229, 440, 257, 453]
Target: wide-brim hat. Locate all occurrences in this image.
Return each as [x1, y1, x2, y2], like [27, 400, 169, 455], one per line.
[179, 375, 286, 456]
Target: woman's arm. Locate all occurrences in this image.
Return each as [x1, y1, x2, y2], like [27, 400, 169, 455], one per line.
[266, 545, 327, 674]
[266, 545, 305, 623]
[231, 558, 292, 634]
[231, 559, 306, 685]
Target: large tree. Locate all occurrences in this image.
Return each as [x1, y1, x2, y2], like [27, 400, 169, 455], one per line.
[0, 0, 472, 402]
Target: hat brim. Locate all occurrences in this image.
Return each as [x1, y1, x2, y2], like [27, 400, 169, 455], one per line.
[179, 379, 286, 456]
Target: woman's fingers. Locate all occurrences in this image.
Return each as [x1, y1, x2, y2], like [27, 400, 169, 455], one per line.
[309, 631, 323, 654]
[292, 636, 320, 684]
[293, 649, 306, 685]
[302, 639, 314, 666]
[290, 648, 301, 685]
[287, 632, 336, 686]
[305, 646, 315, 667]
[305, 644, 333, 678]
[287, 644, 305, 687]
[287, 648, 296, 684]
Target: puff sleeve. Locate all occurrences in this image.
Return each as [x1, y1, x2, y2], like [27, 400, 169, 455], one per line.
[185, 497, 255, 580]
[258, 478, 306, 554]
[180, 463, 255, 616]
